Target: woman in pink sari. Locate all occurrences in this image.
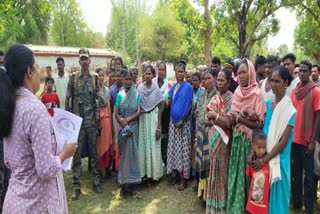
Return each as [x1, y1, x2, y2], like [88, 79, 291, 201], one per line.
[227, 59, 266, 213]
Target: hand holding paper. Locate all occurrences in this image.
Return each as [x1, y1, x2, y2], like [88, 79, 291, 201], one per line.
[53, 108, 83, 171]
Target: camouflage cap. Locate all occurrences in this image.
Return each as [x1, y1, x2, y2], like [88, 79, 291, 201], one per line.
[79, 48, 90, 58]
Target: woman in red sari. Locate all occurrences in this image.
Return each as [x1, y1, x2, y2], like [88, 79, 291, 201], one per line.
[206, 68, 233, 213]
[96, 68, 113, 170]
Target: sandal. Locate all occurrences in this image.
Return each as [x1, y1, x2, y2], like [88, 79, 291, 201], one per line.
[178, 181, 187, 191]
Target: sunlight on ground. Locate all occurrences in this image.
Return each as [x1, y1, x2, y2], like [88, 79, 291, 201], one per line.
[142, 196, 168, 214]
[106, 189, 122, 212]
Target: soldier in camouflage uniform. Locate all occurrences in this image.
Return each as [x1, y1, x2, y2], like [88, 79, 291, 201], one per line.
[65, 48, 102, 200]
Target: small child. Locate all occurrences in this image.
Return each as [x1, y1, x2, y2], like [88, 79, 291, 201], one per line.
[41, 76, 60, 117]
[246, 129, 270, 214]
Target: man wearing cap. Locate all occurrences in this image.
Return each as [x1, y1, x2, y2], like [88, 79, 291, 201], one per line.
[66, 48, 102, 200]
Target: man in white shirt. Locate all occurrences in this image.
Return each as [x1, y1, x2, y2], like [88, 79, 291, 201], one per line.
[283, 53, 300, 96]
[53, 57, 69, 109]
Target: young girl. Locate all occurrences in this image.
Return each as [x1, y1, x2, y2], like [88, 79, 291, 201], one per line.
[246, 129, 270, 214]
[95, 68, 113, 171]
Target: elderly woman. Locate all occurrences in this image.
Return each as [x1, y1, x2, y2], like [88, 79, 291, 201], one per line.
[166, 61, 193, 190]
[194, 69, 217, 202]
[227, 59, 266, 213]
[206, 68, 233, 214]
[0, 44, 77, 214]
[137, 65, 163, 183]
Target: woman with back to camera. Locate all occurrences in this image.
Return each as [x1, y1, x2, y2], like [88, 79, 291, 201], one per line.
[0, 44, 78, 214]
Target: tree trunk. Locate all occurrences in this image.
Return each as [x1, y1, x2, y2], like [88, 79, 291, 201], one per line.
[122, 0, 126, 55]
[204, 0, 212, 66]
[135, 0, 139, 65]
[238, 5, 247, 58]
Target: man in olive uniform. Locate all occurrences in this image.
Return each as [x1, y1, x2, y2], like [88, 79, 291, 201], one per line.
[66, 48, 102, 200]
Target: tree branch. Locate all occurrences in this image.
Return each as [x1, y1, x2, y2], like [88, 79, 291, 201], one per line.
[301, 4, 320, 26]
[244, 4, 282, 49]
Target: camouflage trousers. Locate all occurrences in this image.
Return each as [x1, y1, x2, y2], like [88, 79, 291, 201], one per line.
[72, 126, 100, 190]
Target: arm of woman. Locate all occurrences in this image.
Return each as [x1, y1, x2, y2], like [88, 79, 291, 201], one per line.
[238, 117, 263, 129]
[126, 104, 141, 123]
[97, 89, 108, 107]
[263, 125, 293, 163]
[177, 102, 192, 128]
[156, 104, 162, 140]
[207, 111, 231, 129]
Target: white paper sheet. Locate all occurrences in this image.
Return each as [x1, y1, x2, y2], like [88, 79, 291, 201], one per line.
[53, 108, 82, 171]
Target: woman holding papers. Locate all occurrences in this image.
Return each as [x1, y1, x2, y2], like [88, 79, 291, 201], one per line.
[205, 69, 233, 214]
[0, 44, 78, 214]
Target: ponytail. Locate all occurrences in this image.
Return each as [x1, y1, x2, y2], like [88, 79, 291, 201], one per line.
[0, 44, 35, 138]
[0, 67, 15, 138]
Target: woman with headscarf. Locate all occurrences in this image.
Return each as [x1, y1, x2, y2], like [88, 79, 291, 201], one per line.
[194, 69, 217, 202]
[206, 68, 233, 214]
[137, 65, 164, 183]
[166, 61, 193, 191]
[227, 59, 266, 213]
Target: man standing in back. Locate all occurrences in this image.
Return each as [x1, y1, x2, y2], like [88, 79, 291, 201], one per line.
[53, 57, 69, 109]
[66, 48, 102, 200]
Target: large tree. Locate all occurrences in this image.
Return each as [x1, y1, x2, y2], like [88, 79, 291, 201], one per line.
[106, 0, 145, 63]
[214, 0, 296, 58]
[139, 6, 185, 62]
[0, 0, 52, 50]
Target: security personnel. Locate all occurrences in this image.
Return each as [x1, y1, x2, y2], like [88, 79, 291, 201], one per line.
[66, 48, 102, 200]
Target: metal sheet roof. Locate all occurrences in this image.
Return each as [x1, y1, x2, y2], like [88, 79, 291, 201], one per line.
[25, 45, 118, 57]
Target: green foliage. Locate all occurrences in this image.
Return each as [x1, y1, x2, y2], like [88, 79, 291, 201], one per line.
[167, 0, 204, 65]
[106, 0, 144, 63]
[294, 0, 320, 62]
[139, 6, 186, 62]
[51, 0, 104, 48]
[0, 0, 52, 50]
[213, 0, 289, 57]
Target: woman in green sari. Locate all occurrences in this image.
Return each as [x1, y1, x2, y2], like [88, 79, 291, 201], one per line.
[227, 59, 266, 213]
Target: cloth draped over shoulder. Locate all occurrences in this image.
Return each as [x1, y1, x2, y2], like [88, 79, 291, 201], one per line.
[137, 82, 163, 112]
[231, 59, 266, 141]
[294, 81, 317, 143]
[267, 95, 295, 184]
[169, 81, 193, 124]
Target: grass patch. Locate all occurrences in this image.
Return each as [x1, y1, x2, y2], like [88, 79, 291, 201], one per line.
[64, 159, 314, 213]
[65, 158, 203, 214]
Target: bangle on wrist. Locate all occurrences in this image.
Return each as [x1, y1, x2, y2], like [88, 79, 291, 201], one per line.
[215, 114, 220, 121]
[211, 119, 214, 126]
[236, 115, 241, 123]
[240, 108, 246, 118]
[156, 128, 161, 132]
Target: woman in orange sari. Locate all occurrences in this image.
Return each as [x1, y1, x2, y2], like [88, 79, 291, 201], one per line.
[96, 68, 113, 170]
